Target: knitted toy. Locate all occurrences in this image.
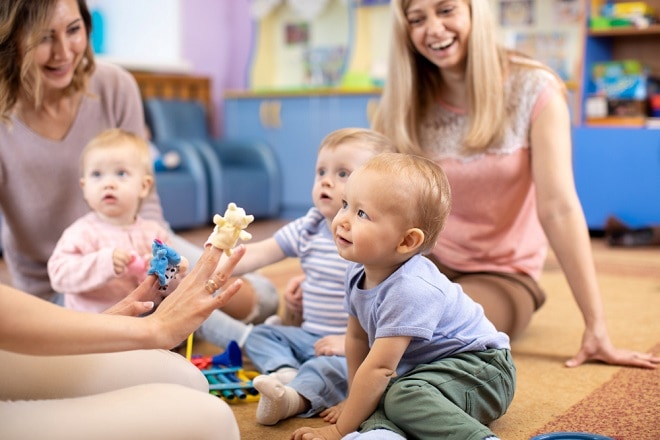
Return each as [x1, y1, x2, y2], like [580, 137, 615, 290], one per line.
[147, 239, 181, 290]
[208, 203, 254, 255]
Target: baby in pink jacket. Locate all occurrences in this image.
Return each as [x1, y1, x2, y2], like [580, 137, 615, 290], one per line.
[48, 129, 178, 312]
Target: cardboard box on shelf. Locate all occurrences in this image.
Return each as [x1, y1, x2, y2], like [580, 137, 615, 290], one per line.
[650, 94, 660, 117]
[585, 95, 609, 118]
[589, 60, 650, 100]
[608, 98, 648, 117]
[606, 2, 656, 19]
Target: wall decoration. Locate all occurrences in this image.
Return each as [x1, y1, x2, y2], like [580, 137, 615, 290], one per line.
[500, 0, 535, 26]
[514, 31, 571, 80]
[285, 22, 310, 45]
[303, 46, 346, 87]
[553, 0, 581, 24]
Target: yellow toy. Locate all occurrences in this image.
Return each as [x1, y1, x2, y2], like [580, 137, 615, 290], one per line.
[209, 203, 255, 255]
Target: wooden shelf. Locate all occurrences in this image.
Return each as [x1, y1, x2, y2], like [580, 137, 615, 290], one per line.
[585, 116, 647, 127]
[588, 23, 660, 37]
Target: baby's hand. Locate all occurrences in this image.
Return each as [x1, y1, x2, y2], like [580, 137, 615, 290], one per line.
[125, 252, 148, 276]
[314, 334, 346, 357]
[319, 400, 345, 424]
[284, 274, 305, 313]
[291, 424, 343, 440]
[112, 249, 132, 274]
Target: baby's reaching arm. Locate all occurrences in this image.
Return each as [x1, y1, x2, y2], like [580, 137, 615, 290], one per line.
[48, 242, 118, 295]
[314, 334, 346, 356]
[231, 237, 287, 275]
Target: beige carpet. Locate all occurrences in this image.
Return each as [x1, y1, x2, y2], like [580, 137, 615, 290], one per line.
[187, 234, 660, 440]
[2, 221, 655, 439]
[489, 273, 659, 440]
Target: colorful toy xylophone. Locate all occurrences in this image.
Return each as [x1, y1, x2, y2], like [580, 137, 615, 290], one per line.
[191, 340, 260, 402]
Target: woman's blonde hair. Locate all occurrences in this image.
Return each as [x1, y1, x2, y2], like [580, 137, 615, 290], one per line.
[362, 152, 452, 254]
[372, 0, 564, 155]
[0, 0, 95, 123]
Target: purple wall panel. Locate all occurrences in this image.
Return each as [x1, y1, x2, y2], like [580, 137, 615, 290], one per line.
[181, 0, 253, 136]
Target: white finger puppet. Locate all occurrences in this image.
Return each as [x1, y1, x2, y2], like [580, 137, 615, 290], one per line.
[209, 203, 254, 255]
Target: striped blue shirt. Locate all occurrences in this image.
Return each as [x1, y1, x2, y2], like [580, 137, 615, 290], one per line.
[275, 208, 349, 336]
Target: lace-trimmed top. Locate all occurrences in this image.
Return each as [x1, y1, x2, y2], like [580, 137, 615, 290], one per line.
[420, 64, 558, 161]
[420, 65, 562, 279]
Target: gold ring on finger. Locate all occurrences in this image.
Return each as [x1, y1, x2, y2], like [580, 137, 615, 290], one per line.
[205, 279, 219, 294]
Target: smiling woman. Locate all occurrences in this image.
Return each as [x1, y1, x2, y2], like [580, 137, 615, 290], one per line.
[0, 0, 159, 303]
[371, 0, 660, 372]
[0, 0, 277, 326]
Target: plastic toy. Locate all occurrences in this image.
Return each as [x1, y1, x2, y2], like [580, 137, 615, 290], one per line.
[202, 367, 259, 402]
[192, 340, 243, 369]
[125, 252, 147, 276]
[192, 341, 260, 402]
[208, 203, 254, 255]
[530, 433, 613, 440]
[153, 150, 181, 172]
[146, 239, 181, 290]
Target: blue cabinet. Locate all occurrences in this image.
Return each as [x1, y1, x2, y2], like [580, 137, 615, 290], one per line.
[572, 127, 660, 228]
[225, 92, 660, 228]
[572, 3, 660, 230]
[224, 91, 380, 218]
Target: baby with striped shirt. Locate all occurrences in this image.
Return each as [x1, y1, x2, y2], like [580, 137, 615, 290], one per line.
[229, 128, 396, 426]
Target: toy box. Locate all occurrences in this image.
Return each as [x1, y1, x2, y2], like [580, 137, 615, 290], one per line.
[589, 60, 650, 100]
[650, 94, 660, 117]
[601, 2, 656, 19]
[607, 98, 647, 117]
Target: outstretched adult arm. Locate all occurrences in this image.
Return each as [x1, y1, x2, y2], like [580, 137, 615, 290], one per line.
[0, 245, 246, 356]
[531, 91, 658, 369]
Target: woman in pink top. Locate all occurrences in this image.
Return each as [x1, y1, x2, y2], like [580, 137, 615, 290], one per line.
[373, 0, 658, 369]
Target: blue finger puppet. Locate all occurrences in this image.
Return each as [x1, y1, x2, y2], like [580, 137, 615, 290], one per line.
[147, 239, 181, 290]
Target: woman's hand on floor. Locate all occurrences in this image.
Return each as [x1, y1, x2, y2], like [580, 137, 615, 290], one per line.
[566, 328, 660, 369]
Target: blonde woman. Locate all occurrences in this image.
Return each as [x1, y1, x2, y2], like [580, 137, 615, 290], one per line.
[373, 0, 657, 369]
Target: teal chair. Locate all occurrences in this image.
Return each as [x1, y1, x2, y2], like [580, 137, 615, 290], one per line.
[144, 98, 281, 219]
[152, 141, 209, 230]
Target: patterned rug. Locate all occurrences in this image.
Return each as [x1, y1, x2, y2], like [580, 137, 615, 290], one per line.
[532, 343, 660, 440]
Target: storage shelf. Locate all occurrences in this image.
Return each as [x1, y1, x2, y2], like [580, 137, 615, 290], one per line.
[588, 23, 660, 37]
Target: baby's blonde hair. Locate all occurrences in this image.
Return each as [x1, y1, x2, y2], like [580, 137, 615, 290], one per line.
[80, 128, 153, 176]
[361, 153, 451, 254]
[319, 127, 397, 155]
